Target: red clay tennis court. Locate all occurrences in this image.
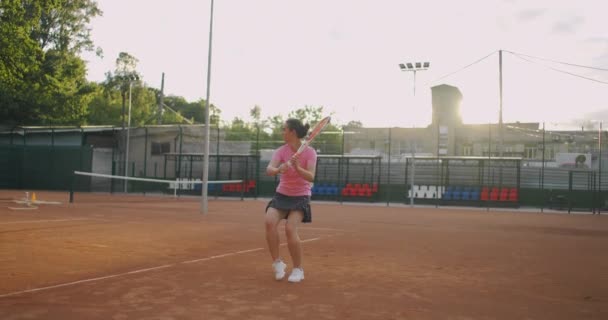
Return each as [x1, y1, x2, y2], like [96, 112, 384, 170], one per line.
[1, 190, 607, 319]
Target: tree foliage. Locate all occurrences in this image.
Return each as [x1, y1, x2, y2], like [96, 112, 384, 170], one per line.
[0, 0, 101, 125]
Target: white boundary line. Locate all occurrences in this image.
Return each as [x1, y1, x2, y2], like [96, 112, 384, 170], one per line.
[299, 227, 348, 232]
[0, 237, 322, 298]
[0, 218, 95, 225]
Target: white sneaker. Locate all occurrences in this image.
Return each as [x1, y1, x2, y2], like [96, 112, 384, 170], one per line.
[272, 260, 287, 280]
[288, 268, 305, 283]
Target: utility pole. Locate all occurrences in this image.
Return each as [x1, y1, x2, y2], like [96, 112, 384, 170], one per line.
[158, 72, 165, 124]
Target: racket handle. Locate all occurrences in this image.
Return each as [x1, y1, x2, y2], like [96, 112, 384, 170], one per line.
[285, 142, 309, 167]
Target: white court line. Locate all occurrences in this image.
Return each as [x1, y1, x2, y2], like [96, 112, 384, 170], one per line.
[0, 218, 95, 225]
[0, 237, 322, 298]
[299, 227, 348, 232]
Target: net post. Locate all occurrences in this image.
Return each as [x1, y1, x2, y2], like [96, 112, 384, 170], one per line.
[240, 180, 245, 201]
[69, 171, 75, 203]
[174, 178, 179, 198]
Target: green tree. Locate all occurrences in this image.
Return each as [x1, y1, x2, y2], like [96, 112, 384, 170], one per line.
[34, 0, 102, 54]
[288, 105, 324, 125]
[225, 117, 254, 141]
[104, 52, 141, 128]
[0, 0, 101, 125]
[160, 96, 219, 125]
[86, 82, 122, 125]
[343, 120, 363, 129]
[267, 114, 285, 141]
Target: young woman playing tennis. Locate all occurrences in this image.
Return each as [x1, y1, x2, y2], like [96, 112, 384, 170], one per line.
[265, 118, 317, 283]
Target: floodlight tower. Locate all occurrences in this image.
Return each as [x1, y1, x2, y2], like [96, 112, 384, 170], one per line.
[399, 61, 430, 207]
[201, 0, 215, 214]
[399, 62, 430, 96]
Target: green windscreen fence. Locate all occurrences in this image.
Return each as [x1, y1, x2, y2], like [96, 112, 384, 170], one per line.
[0, 145, 92, 190]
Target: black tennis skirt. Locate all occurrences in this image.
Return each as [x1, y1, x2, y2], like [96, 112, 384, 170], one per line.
[265, 192, 312, 223]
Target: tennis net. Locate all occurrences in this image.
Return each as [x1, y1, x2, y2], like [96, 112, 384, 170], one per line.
[70, 171, 244, 203]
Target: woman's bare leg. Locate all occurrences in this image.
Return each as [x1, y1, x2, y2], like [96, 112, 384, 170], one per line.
[265, 208, 285, 261]
[285, 211, 304, 268]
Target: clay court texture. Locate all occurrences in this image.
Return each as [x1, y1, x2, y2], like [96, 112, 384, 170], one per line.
[1, 190, 607, 319]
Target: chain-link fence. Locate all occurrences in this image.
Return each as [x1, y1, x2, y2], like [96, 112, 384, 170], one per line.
[1, 123, 605, 212]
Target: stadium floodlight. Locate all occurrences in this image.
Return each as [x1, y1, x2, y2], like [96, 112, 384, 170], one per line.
[398, 61, 430, 95]
[398, 61, 430, 207]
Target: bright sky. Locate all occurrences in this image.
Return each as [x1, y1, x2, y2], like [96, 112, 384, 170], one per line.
[82, 0, 608, 128]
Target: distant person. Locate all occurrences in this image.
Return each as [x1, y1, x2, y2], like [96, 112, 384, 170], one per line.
[264, 118, 317, 283]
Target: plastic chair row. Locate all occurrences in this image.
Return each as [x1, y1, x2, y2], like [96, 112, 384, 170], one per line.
[312, 183, 340, 196]
[213, 180, 256, 193]
[443, 188, 481, 201]
[312, 182, 379, 197]
[341, 183, 378, 198]
[481, 187, 518, 202]
[442, 186, 519, 202]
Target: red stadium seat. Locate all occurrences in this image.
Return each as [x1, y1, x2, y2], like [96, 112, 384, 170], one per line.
[341, 188, 350, 197]
[245, 180, 256, 192]
[499, 188, 509, 201]
[480, 189, 489, 201]
[228, 183, 237, 192]
[358, 187, 368, 197]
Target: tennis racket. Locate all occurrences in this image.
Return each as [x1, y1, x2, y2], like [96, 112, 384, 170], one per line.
[293, 116, 331, 157]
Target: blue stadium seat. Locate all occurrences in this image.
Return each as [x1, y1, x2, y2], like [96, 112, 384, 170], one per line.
[329, 184, 338, 195]
[461, 191, 470, 200]
[452, 190, 461, 200]
[442, 191, 452, 200]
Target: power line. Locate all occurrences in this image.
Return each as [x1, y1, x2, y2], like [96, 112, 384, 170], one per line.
[504, 50, 608, 72]
[508, 52, 608, 85]
[426, 51, 497, 86]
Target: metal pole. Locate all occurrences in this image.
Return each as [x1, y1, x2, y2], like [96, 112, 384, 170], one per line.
[143, 127, 148, 177]
[436, 113, 440, 208]
[216, 120, 220, 183]
[599, 122, 602, 214]
[124, 82, 132, 192]
[410, 141, 415, 207]
[541, 122, 545, 212]
[339, 130, 345, 204]
[413, 70, 417, 96]
[398, 63, 429, 206]
[201, 0, 215, 214]
[498, 50, 504, 157]
[487, 120, 491, 211]
[387, 128, 392, 207]
[158, 72, 165, 124]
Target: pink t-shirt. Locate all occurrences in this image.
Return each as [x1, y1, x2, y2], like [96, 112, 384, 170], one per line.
[271, 144, 317, 196]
